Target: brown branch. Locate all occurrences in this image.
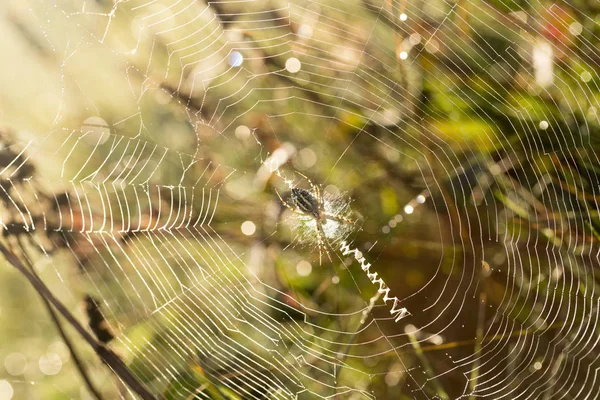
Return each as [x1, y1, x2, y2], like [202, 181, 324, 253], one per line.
[17, 239, 104, 400]
[0, 241, 156, 400]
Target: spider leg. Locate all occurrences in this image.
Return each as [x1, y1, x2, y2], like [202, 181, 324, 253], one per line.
[315, 223, 333, 265]
[295, 171, 311, 183]
[316, 184, 323, 206]
[323, 213, 355, 225]
[275, 187, 288, 206]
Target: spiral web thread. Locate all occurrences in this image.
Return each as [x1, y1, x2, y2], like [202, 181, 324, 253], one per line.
[0, 0, 599, 398]
[0, 126, 420, 399]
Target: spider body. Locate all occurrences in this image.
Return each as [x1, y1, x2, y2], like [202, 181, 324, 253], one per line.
[277, 174, 354, 263]
[290, 188, 321, 220]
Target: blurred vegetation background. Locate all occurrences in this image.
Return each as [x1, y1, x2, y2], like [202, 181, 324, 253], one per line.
[1, 0, 600, 399]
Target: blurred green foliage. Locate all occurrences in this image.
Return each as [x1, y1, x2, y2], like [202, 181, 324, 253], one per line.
[1, 0, 600, 399]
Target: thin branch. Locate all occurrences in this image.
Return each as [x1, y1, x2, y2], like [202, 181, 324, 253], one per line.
[468, 262, 488, 399]
[17, 239, 104, 400]
[0, 241, 156, 400]
[406, 326, 449, 400]
[333, 291, 382, 399]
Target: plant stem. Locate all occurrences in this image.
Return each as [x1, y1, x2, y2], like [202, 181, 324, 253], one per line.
[334, 291, 382, 399]
[0, 241, 156, 400]
[17, 239, 104, 400]
[406, 327, 449, 400]
[469, 286, 487, 398]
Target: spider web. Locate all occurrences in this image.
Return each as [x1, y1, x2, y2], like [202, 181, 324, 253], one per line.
[0, 0, 600, 399]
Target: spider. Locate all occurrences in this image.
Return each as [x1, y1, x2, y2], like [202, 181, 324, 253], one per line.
[276, 173, 354, 264]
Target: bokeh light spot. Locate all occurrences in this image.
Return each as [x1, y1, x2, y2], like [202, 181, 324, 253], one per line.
[285, 57, 301, 73]
[241, 221, 256, 236]
[4, 353, 27, 376]
[228, 51, 243, 67]
[0, 380, 13, 400]
[235, 125, 251, 140]
[39, 353, 62, 376]
[296, 260, 312, 276]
